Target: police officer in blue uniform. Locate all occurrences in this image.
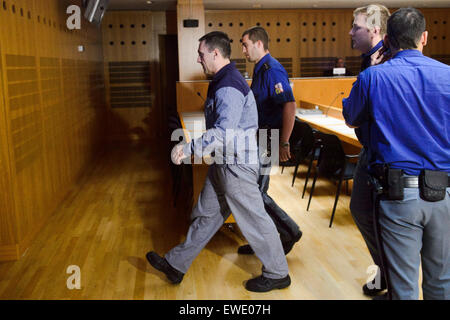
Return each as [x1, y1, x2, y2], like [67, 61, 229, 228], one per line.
[343, 8, 450, 300]
[238, 26, 302, 256]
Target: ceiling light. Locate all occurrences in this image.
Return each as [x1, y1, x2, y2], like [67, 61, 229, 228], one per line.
[146, 1, 152, 4]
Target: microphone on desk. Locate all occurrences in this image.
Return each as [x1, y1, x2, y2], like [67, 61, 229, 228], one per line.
[197, 92, 205, 102]
[325, 92, 344, 117]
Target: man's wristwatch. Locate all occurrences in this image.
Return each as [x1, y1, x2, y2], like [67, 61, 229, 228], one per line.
[281, 141, 290, 148]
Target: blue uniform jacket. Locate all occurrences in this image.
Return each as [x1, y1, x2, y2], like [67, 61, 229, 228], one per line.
[343, 50, 450, 176]
[251, 53, 295, 129]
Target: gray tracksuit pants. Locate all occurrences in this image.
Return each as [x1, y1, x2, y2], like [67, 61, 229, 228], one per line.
[165, 163, 289, 279]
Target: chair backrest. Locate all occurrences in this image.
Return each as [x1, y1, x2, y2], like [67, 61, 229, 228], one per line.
[298, 121, 315, 159]
[290, 120, 315, 160]
[317, 132, 346, 177]
[168, 112, 183, 143]
[168, 112, 182, 131]
[289, 119, 304, 149]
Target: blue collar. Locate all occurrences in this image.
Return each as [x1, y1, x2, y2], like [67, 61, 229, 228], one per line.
[392, 49, 424, 59]
[253, 53, 271, 75]
[361, 40, 384, 58]
[212, 62, 235, 82]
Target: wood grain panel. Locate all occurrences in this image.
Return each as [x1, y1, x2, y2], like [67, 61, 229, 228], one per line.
[177, 0, 205, 81]
[422, 9, 450, 56]
[177, 78, 355, 113]
[205, 8, 450, 77]
[0, 0, 106, 261]
[291, 77, 356, 108]
[0, 43, 18, 252]
[102, 11, 166, 141]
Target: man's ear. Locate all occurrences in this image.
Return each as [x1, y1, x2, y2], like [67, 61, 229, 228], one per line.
[421, 31, 428, 47]
[373, 26, 381, 36]
[256, 39, 264, 50]
[213, 48, 219, 59]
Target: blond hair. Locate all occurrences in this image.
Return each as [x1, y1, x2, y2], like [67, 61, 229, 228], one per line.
[354, 4, 390, 35]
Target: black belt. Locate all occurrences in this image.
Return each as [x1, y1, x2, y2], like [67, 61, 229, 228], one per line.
[402, 176, 450, 188]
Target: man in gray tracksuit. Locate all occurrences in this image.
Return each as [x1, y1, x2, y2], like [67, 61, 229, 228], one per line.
[146, 31, 291, 292]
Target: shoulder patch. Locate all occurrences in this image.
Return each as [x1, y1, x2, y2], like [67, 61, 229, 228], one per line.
[262, 63, 271, 71]
[274, 82, 284, 94]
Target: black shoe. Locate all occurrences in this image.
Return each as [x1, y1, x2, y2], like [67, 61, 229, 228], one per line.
[245, 275, 291, 292]
[362, 279, 387, 296]
[145, 251, 184, 284]
[282, 230, 303, 255]
[238, 231, 303, 255]
[372, 293, 389, 300]
[237, 244, 254, 255]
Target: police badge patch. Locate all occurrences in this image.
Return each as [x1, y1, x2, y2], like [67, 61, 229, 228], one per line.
[275, 82, 284, 94]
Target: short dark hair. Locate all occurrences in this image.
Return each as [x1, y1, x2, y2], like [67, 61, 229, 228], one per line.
[199, 31, 231, 59]
[387, 7, 426, 50]
[241, 26, 269, 51]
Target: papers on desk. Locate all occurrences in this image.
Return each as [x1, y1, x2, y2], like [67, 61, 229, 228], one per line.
[296, 108, 323, 115]
[298, 115, 344, 125]
[331, 124, 357, 135]
[296, 113, 359, 145]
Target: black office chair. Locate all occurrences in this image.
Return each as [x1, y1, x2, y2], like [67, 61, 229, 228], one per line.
[281, 119, 320, 191]
[306, 132, 358, 227]
[280, 119, 306, 181]
[301, 129, 322, 198]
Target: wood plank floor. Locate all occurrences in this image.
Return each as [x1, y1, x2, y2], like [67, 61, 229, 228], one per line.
[0, 142, 376, 300]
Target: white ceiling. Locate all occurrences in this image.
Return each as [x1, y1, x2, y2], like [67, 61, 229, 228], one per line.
[108, 0, 450, 11]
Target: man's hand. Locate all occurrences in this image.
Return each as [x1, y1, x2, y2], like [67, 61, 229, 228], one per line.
[371, 46, 392, 66]
[171, 143, 188, 165]
[279, 144, 291, 162]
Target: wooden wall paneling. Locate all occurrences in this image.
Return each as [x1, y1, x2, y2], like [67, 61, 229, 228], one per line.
[0, 0, 106, 261]
[0, 40, 19, 260]
[270, 11, 298, 77]
[177, 0, 205, 81]
[423, 9, 450, 56]
[291, 77, 356, 107]
[201, 8, 450, 78]
[102, 11, 165, 141]
[314, 11, 327, 58]
[34, 0, 64, 213]
[205, 11, 247, 76]
[176, 77, 356, 113]
[300, 10, 315, 58]
[1, 0, 46, 247]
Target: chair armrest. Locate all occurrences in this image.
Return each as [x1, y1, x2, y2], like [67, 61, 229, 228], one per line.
[345, 154, 359, 159]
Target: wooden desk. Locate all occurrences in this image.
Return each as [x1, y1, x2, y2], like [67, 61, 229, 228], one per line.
[296, 112, 362, 148]
[179, 112, 235, 224]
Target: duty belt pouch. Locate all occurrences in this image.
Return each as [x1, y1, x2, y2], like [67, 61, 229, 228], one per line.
[419, 170, 447, 202]
[387, 169, 404, 200]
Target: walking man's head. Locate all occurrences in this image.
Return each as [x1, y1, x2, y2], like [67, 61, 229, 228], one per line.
[241, 26, 269, 63]
[197, 31, 231, 76]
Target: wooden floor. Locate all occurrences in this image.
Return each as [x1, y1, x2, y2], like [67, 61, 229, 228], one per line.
[0, 142, 376, 300]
